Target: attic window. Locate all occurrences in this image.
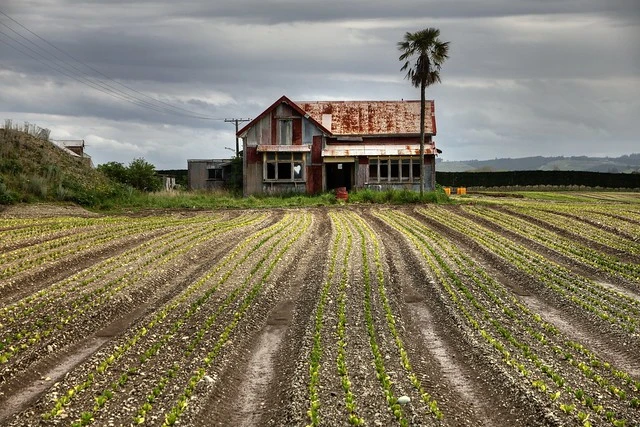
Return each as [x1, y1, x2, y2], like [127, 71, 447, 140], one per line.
[278, 119, 292, 145]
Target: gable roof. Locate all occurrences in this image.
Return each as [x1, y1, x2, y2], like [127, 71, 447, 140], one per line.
[237, 95, 331, 137]
[294, 100, 436, 136]
[237, 96, 437, 138]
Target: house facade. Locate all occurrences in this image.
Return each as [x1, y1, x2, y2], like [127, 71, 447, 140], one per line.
[238, 96, 439, 196]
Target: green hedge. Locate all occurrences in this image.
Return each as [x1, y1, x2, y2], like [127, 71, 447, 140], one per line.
[436, 171, 640, 189]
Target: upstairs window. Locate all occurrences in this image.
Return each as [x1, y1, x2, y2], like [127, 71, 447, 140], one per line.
[278, 119, 292, 145]
[264, 152, 304, 181]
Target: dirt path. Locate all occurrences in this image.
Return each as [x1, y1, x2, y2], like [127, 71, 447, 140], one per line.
[188, 210, 329, 426]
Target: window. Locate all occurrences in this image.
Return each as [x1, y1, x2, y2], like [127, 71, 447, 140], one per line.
[369, 159, 378, 180]
[412, 161, 421, 181]
[264, 152, 304, 181]
[278, 120, 292, 145]
[368, 157, 421, 183]
[401, 159, 410, 181]
[380, 160, 388, 181]
[207, 168, 223, 180]
[390, 159, 399, 181]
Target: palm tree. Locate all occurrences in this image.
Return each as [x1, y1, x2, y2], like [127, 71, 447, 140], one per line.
[398, 28, 449, 196]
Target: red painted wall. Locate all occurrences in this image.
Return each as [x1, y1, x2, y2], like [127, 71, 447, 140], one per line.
[293, 119, 302, 145]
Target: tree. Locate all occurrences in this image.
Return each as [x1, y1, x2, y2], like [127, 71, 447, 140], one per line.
[97, 158, 161, 192]
[97, 161, 128, 184]
[398, 28, 449, 196]
[127, 158, 161, 191]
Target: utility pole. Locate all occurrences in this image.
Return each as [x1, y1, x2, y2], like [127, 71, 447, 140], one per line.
[225, 118, 251, 157]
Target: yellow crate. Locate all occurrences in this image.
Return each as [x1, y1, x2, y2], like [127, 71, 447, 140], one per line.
[456, 187, 467, 195]
[444, 187, 451, 195]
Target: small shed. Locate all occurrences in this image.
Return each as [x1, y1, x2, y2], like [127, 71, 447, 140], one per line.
[187, 159, 233, 190]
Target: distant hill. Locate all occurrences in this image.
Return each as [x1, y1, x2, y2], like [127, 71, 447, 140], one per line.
[0, 125, 113, 204]
[437, 154, 640, 173]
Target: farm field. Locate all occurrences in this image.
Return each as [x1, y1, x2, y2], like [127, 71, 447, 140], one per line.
[0, 195, 639, 427]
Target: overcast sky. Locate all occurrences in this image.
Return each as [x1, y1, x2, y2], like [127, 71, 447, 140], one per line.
[1, 0, 638, 168]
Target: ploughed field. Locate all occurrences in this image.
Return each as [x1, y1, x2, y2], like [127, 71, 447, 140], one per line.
[0, 196, 639, 427]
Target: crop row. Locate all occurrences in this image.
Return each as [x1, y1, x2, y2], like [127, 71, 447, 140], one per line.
[0, 217, 121, 251]
[0, 214, 251, 327]
[306, 212, 341, 426]
[350, 212, 442, 419]
[0, 215, 201, 282]
[36, 212, 308, 426]
[377, 209, 639, 426]
[461, 206, 640, 283]
[499, 200, 640, 238]
[504, 205, 640, 256]
[329, 213, 364, 425]
[305, 211, 442, 426]
[158, 212, 311, 426]
[0, 213, 266, 370]
[423, 207, 640, 334]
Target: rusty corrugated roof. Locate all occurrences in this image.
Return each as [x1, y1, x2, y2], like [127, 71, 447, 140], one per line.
[295, 100, 435, 136]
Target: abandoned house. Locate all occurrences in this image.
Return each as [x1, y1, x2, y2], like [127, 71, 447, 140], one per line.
[187, 158, 232, 190]
[237, 95, 440, 196]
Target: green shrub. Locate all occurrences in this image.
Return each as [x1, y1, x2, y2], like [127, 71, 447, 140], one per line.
[0, 157, 22, 175]
[0, 178, 17, 205]
[21, 174, 48, 198]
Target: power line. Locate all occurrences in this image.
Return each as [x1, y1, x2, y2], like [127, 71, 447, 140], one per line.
[0, 9, 225, 121]
[225, 118, 251, 157]
[0, 32, 171, 116]
[0, 30, 182, 117]
[0, 9, 218, 119]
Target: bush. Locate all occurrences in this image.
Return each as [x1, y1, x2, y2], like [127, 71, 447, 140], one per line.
[0, 178, 17, 205]
[0, 157, 22, 175]
[97, 158, 161, 192]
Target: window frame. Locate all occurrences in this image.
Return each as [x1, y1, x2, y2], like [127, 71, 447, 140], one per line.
[277, 119, 293, 145]
[263, 152, 305, 182]
[207, 168, 223, 181]
[367, 156, 422, 183]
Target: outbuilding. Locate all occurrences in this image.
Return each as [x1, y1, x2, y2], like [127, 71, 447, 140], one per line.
[187, 158, 232, 190]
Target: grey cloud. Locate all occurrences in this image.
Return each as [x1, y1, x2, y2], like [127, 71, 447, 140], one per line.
[1, 0, 639, 168]
[30, 0, 639, 24]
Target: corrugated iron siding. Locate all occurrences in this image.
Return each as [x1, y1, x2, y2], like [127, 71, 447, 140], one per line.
[295, 100, 434, 135]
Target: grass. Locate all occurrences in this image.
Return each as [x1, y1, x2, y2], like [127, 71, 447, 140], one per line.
[89, 188, 449, 212]
[348, 187, 449, 205]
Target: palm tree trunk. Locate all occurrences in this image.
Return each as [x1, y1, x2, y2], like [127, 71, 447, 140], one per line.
[419, 79, 426, 197]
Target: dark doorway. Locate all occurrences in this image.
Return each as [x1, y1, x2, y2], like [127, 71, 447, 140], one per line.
[325, 163, 353, 191]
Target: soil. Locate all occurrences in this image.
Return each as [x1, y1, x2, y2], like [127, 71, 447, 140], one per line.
[0, 203, 638, 427]
[0, 203, 100, 218]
